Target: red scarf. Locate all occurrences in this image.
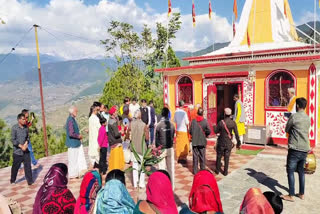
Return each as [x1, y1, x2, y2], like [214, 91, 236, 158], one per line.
[189, 170, 223, 213]
[240, 188, 274, 214]
[196, 115, 204, 122]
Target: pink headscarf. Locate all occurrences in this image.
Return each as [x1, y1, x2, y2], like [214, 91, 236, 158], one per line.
[146, 171, 178, 214]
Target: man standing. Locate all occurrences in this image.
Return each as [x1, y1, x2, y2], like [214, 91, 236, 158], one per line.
[140, 99, 150, 126]
[214, 108, 241, 176]
[174, 100, 190, 163]
[148, 100, 156, 145]
[287, 88, 297, 114]
[233, 94, 246, 145]
[10, 113, 33, 185]
[120, 97, 130, 116]
[282, 98, 310, 202]
[189, 107, 211, 174]
[129, 98, 140, 118]
[126, 110, 149, 188]
[156, 107, 176, 189]
[66, 106, 87, 179]
[21, 109, 38, 167]
[89, 105, 101, 169]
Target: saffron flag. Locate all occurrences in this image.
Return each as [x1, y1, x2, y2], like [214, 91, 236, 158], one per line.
[233, 21, 236, 37]
[192, 1, 196, 27]
[284, 1, 287, 18]
[233, 0, 238, 21]
[168, 0, 172, 17]
[247, 27, 251, 48]
[209, 1, 212, 20]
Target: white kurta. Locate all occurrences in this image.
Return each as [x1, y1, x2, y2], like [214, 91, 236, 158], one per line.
[88, 114, 101, 164]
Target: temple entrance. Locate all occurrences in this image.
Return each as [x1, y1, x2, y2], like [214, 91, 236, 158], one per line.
[216, 84, 241, 122]
[207, 82, 242, 136]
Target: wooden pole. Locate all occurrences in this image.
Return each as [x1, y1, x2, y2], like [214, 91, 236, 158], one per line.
[33, 24, 48, 157]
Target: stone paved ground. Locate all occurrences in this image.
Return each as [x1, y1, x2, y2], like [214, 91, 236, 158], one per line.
[0, 145, 254, 214]
[218, 155, 320, 214]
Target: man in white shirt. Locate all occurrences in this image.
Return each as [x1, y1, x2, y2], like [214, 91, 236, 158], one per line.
[174, 100, 190, 163]
[129, 98, 140, 118]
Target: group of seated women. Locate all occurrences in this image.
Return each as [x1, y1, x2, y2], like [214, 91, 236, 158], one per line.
[32, 163, 283, 214]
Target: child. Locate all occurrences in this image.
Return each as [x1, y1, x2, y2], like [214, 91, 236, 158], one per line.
[98, 117, 108, 175]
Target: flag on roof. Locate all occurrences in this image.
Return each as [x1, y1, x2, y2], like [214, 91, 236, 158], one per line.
[233, 0, 238, 21]
[247, 27, 251, 48]
[192, 0, 196, 27]
[168, 0, 172, 17]
[284, 0, 287, 18]
[209, 1, 212, 20]
[233, 21, 236, 37]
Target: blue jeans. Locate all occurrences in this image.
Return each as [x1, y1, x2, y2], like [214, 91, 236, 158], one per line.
[149, 127, 155, 145]
[286, 149, 307, 196]
[28, 141, 38, 166]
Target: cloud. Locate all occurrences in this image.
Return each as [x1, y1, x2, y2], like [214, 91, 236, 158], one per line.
[0, 0, 231, 59]
[296, 10, 319, 25]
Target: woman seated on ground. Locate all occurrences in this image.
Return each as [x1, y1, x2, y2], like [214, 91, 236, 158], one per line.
[95, 169, 135, 214]
[180, 170, 223, 214]
[33, 163, 76, 214]
[239, 188, 283, 214]
[74, 170, 102, 214]
[134, 170, 178, 214]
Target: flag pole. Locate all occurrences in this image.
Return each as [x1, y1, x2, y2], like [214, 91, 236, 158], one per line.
[314, 0, 316, 53]
[33, 24, 49, 157]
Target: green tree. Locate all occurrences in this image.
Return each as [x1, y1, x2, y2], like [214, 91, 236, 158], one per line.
[0, 119, 12, 168]
[100, 13, 182, 113]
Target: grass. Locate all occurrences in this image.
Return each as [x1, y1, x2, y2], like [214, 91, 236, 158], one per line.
[236, 149, 264, 155]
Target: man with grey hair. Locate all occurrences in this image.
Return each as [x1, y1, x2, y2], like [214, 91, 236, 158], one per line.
[287, 88, 296, 114]
[126, 109, 149, 188]
[65, 106, 87, 179]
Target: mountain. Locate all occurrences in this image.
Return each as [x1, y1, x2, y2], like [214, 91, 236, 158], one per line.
[176, 42, 230, 66]
[296, 21, 320, 42]
[20, 58, 117, 85]
[0, 54, 62, 82]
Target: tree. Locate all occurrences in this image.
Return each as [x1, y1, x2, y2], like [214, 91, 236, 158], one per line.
[0, 119, 12, 168]
[100, 13, 182, 113]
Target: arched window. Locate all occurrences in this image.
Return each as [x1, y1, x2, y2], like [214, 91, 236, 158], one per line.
[176, 75, 193, 105]
[266, 70, 296, 108]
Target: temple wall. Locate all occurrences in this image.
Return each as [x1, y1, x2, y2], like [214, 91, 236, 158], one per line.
[255, 69, 308, 125]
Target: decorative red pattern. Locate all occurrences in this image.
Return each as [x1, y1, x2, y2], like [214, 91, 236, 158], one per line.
[266, 111, 288, 138]
[204, 71, 248, 78]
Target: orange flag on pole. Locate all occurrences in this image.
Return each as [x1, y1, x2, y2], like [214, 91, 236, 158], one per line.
[192, 0, 196, 27]
[168, 0, 172, 17]
[284, 1, 287, 18]
[209, 0, 212, 20]
[233, 0, 238, 21]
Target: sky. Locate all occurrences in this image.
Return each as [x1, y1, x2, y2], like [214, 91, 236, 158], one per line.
[0, 0, 318, 60]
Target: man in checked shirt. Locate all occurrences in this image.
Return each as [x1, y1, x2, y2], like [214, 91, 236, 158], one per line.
[10, 113, 33, 185]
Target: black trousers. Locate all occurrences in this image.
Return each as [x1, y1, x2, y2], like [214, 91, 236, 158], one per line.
[193, 146, 206, 175]
[216, 148, 231, 175]
[99, 148, 108, 175]
[10, 152, 33, 185]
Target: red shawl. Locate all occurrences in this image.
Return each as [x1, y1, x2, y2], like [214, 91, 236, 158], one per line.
[189, 170, 223, 213]
[240, 188, 274, 214]
[146, 171, 178, 214]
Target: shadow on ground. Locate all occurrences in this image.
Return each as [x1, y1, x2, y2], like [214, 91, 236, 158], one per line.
[16, 165, 43, 184]
[245, 168, 289, 195]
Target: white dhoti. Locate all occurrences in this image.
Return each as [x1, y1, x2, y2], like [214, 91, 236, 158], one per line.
[132, 153, 145, 188]
[68, 145, 87, 178]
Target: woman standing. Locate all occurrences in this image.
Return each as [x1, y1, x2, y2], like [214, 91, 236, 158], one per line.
[89, 105, 101, 169]
[108, 106, 125, 171]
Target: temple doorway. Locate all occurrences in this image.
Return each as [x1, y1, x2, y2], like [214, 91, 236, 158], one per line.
[216, 84, 241, 122]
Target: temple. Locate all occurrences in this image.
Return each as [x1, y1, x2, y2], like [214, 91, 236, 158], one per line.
[156, 0, 319, 147]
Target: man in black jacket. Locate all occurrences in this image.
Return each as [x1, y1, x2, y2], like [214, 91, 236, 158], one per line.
[155, 107, 175, 189]
[189, 107, 211, 174]
[214, 108, 241, 176]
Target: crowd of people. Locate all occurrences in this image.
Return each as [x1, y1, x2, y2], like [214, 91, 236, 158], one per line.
[7, 93, 312, 214]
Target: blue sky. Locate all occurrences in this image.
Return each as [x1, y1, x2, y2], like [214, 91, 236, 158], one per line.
[1, 0, 317, 59]
[22, 0, 317, 24]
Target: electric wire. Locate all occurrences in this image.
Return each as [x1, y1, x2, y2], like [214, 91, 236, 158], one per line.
[0, 26, 34, 65]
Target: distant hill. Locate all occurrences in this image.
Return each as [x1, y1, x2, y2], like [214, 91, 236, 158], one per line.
[0, 54, 62, 82]
[20, 58, 117, 85]
[176, 42, 230, 66]
[296, 21, 320, 43]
